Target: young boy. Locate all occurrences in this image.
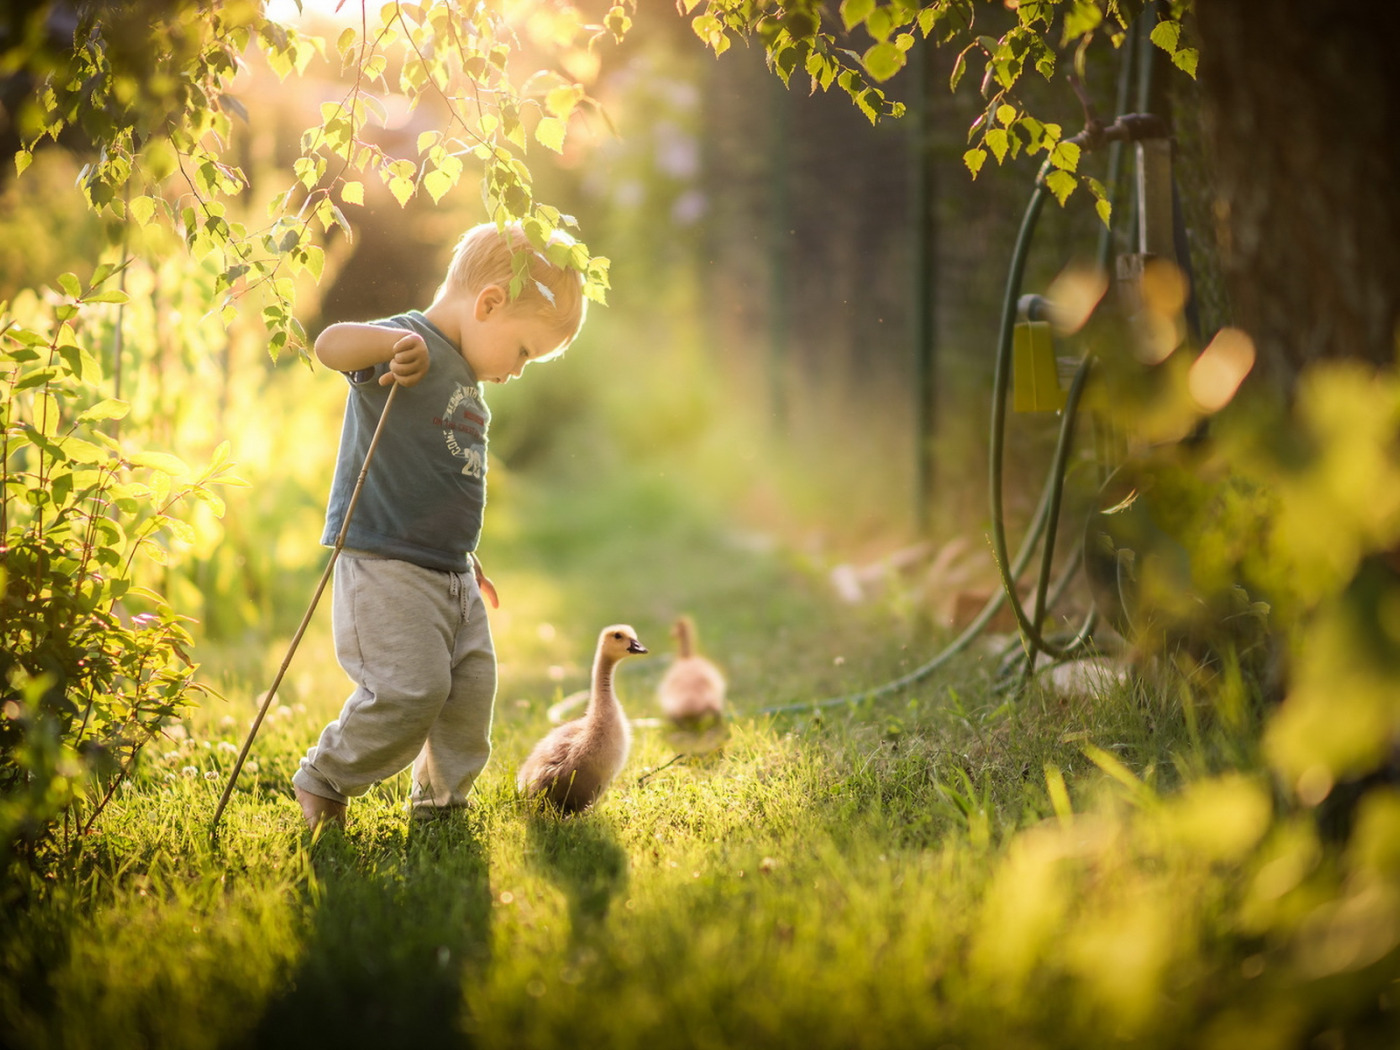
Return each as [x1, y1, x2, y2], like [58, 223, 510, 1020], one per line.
[292, 221, 587, 829]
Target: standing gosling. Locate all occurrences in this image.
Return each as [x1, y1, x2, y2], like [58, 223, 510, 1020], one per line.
[517, 624, 648, 813]
[657, 615, 726, 731]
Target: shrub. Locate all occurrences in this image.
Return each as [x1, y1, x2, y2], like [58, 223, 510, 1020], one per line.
[1, 269, 242, 874]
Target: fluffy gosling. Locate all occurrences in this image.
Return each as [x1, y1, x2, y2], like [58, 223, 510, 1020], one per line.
[517, 624, 647, 814]
[658, 615, 726, 730]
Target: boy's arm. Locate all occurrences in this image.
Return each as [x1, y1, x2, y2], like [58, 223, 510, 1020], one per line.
[315, 323, 430, 387]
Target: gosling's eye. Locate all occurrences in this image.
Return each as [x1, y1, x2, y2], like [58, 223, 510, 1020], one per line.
[612, 632, 623, 640]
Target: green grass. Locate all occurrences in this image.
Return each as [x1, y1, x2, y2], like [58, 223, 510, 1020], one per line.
[5, 454, 1400, 1050]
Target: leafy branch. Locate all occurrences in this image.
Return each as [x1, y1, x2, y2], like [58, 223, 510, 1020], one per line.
[674, 0, 1195, 217]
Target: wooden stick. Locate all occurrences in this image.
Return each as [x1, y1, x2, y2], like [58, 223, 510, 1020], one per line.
[210, 381, 401, 839]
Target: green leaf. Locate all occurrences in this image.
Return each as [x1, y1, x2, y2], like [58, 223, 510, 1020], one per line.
[142, 139, 178, 182]
[341, 180, 365, 206]
[57, 343, 100, 383]
[388, 176, 414, 207]
[15, 149, 32, 176]
[985, 128, 1009, 163]
[535, 116, 567, 154]
[1049, 138, 1081, 171]
[50, 470, 73, 508]
[1172, 48, 1198, 77]
[77, 399, 130, 425]
[840, 0, 875, 32]
[328, 204, 353, 239]
[863, 42, 905, 82]
[963, 148, 987, 177]
[1062, 0, 1103, 41]
[129, 195, 156, 226]
[949, 51, 968, 91]
[865, 5, 894, 41]
[129, 451, 190, 476]
[35, 392, 60, 437]
[546, 84, 585, 119]
[54, 435, 107, 466]
[1045, 168, 1077, 204]
[423, 168, 454, 203]
[293, 157, 320, 190]
[58, 273, 81, 299]
[163, 518, 197, 546]
[303, 244, 326, 281]
[854, 88, 880, 125]
[192, 487, 226, 516]
[1149, 20, 1181, 53]
[15, 368, 60, 392]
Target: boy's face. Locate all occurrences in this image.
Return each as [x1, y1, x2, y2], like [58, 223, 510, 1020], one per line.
[461, 285, 565, 384]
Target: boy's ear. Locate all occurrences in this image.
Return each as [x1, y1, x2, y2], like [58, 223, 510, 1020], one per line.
[474, 284, 508, 320]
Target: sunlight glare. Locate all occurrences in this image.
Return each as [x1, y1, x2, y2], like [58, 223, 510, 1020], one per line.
[263, 0, 357, 27]
[1140, 259, 1188, 318]
[1045, 262, 1109, 335]
[1188, 327, 1256, 412]
[1130, 259, 1189, 365]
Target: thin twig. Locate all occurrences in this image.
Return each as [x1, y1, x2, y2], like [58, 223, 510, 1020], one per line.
[636, 753, 685, 787]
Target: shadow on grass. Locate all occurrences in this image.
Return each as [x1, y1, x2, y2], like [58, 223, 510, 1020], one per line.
[251, 818, 492, 1050]
[524, 810, 628, 947]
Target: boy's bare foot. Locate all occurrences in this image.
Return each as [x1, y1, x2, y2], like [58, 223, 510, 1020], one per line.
[295, 785, 347, 830]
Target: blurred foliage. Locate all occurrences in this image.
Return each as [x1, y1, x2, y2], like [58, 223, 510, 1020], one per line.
[0, 269, 243, 873]
[1074, 252, 1400, 807]
[5, 0, 615, 359]
[678, 0, 1194, 216]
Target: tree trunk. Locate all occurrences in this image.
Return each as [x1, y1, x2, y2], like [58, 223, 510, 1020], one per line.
[1193, 0, 1400, 389]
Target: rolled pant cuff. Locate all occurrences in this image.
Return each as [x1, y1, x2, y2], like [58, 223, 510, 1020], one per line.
[292, 767, 349, 805]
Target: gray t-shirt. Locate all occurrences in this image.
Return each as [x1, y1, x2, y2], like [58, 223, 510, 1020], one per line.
[320, 311, 489, 572]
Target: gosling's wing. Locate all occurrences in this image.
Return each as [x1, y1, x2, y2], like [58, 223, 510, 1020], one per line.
[517, 721, 585, 793]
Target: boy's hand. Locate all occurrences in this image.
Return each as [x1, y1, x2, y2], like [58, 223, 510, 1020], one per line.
[380, 332, 429, 387]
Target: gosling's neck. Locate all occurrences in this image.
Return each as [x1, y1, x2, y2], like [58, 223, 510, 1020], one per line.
[587, 656, 622, 720]
[675, 620, 695, 658]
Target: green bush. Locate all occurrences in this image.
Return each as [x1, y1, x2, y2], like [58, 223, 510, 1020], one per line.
[1, 269, 242, 874]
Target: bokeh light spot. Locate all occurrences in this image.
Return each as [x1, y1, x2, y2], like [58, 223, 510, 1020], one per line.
[1046, 262, 1109, 335]
[1189, 327, 1256, 411]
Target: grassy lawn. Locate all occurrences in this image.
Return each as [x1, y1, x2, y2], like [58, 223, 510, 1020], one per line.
[5, 386, 1400, 1050]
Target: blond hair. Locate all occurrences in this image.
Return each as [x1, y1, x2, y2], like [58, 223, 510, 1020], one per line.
[435, 222, 587, 349]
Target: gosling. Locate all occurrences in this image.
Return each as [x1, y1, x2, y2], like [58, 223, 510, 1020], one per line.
[657, 615, 726, 733]
[517, 624, 648, 814]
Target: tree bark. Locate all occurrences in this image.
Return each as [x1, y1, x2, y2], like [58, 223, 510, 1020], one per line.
[1193, 0, 1400, 389]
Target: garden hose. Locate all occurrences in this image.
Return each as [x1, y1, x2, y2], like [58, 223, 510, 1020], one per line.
[757, 152, 1100, 718]
[755, 86, 1174, 717]
[756, 425, 1070, 716]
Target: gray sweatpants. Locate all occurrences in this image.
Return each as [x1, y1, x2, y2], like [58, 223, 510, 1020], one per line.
[291, 554, 496, 815]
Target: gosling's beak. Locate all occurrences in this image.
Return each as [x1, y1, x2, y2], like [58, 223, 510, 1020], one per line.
[628, 640, 648, 654]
